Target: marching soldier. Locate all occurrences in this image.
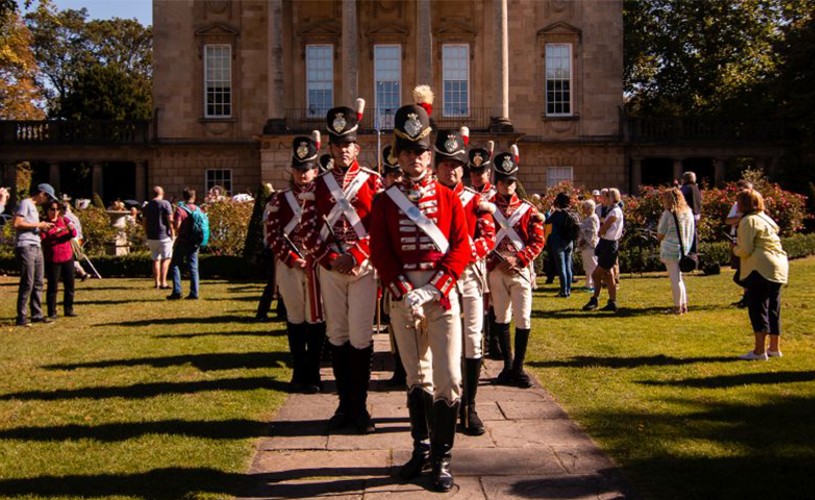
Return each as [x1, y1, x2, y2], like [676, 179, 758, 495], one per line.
[303, 99, 383, 434]
[433, 129, 496, 436]
[370, 88, 471, 492]
[487, 146, 545, 388]
[265, 133, 325, 394]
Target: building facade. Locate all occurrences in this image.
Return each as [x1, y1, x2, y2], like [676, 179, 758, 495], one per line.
[151, 0, 626, 196]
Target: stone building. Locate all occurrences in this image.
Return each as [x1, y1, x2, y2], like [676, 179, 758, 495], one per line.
[150, 0, 625, 196]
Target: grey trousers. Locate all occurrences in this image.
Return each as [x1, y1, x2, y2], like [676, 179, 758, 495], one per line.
[16, 245, 45, 323]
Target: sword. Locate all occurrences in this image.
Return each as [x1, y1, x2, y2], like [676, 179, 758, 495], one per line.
[491, 250, 531, 284]
[321, 214, 347, 254]
[282, 233, 304, 260]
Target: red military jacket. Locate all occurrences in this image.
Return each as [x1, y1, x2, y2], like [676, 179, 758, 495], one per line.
[304, 160, 383, 269]
[452, 183, 496, 263]
[266, 183, 314, 267]
[488, 192, 545, 270]
[370, 174, 470, 301]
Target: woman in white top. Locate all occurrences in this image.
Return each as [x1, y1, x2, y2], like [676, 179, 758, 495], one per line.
[656, 188, 695, 314]
[576, 199, 600, 291]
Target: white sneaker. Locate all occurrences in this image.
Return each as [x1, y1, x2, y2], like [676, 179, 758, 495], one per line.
[740, 351, 769, 361]
[767, 350, 783, 358]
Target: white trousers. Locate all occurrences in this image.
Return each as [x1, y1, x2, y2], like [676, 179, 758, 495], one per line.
[488, 267, 533, 329]
[662, 259, 688, 308]
[390, 271, 462, 403]
[456, 264, 484, 359]
[276, 261, 320, 324]
[580, 248, 598, 288]
[319, 263, 377, 349]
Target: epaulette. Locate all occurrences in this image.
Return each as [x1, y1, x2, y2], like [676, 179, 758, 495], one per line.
[463, 186, 478, 195]
[359, 166, 383, 178]
[478, 201, 497, 214]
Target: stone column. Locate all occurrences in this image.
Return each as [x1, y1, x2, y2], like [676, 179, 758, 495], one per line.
[672, 159, 684, 182]
[342, 0, 358, 105]
[490, 0, 512, 131]
[416, 0, 432, 85]
[49, 162, 60, 193]
[263, 0, 286, 134]
[92, 162, 104, 200]
[713, 158, 726, 186]
[135, 160, 147, 201]
[630, 157, 642, 193]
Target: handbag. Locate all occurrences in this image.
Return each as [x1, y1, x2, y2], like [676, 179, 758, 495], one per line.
[672, 212, 698, 272]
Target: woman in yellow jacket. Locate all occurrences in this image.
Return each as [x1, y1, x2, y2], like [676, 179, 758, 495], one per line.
[732, 189, 788, 361]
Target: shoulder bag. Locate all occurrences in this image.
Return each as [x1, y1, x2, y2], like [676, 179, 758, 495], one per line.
[672, 212, 698, 273]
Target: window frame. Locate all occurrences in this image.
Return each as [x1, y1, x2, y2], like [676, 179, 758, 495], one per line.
[545, 43, 573, 117]
[373, 44, 402, 131]
[305, 44, 334, 118]
[442, 43, 470, 118]
[203, 44, 233, 119]
[546, 166, 574, 187]
[205, 168, 233, 195]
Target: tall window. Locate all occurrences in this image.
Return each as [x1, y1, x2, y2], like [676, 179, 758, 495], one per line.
[206, 169, 232, 195]
[545, 43, 572, 116]
[306, 45, 333, 117]
[442, 44, 469, 117]
[374, 45, 401, 130]
[547, 166, 573, 187]
[204, 45, 232, 118]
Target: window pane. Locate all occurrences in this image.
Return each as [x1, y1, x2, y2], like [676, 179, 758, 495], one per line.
[547, 166, 573, 187]
[204, 45, 232, 117]
[206, 169, 232, 195]
[374, 45, 401, 130]
[307, 45, 333, 117]
[442, 44, 469, 117]
[545, 43, 571, 116]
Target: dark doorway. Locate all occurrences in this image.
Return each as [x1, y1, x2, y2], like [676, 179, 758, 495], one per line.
[29, 161, 49, 191]
[641, 158, 673, 187]
[60, 162, 93, 200]
[103, 162, 136, 205]
[682, 158, 714, 188]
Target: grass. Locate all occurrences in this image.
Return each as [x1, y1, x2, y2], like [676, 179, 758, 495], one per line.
[0, 258, 814, 499]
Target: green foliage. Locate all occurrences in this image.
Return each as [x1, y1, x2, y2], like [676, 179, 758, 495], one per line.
[91, 192, 104, 209]
[74, 206, 117, 256]
[60, 63, 151, 120]
[242, 184, 274, 266]
[202, 200, 254, 257]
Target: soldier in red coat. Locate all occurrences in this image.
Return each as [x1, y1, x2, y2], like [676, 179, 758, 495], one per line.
[265, 133, 325, 394]
[433, 128, 496, 436]
[302, 100, 383, 434]
[370, 89, 471, 492]
[487, 146, 546, 389]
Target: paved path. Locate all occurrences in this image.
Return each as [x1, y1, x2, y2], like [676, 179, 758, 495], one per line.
[239, 332, 635, 499]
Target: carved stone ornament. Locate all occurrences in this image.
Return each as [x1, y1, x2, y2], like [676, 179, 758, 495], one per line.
[444, 135, 458, 153]
[405, 113, 422, 137]
[297, 142, 309, 159]
[332, 113, 347, 133]
[472, 153, 483, 167]
[206, 0, 230, 14]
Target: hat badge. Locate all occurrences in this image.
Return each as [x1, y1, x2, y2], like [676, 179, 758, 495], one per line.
[502, 156, 514, 171]
[472, 153, 483, 167]
[444, 135, 458, 153]
[405, 112, 422, 138]
[332, 113, 347, 133]
[296, 141, 309, 159]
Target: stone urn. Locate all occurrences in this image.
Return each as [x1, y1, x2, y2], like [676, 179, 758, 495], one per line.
[105, 210, 130, 255]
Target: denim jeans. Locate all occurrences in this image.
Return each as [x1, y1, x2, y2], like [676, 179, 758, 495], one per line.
[555, 244, 574, 296]
[16, 245, 44, 323]
[170, 239, 199, 297]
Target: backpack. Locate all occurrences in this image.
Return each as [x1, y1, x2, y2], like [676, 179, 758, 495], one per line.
[563, 209, 580, 242]
[180, 203, 210, 247]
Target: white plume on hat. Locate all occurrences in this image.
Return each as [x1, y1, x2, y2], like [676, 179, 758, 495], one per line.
[311, 130, 321, 150]
[459, 126, 470, 146]
[413, 85, 434, 116]
[511, 144, 520, 164]
[355, 98, 366, 121]
[487, 140, 495, 158]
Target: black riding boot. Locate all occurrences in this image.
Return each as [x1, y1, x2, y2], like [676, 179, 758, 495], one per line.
[494, 323, 514, 385]
[387, 340, 407, 388]
[461, 358, 485, 435]
[486, 307, 502, 360]
[399, 386, 433, 480]
[431, 399, 460, 492]
[512, 328, 532, 388]
[286, 322, 308, 393]
[349, 344, 375, 434]
[328, 342, 352, 430]
[304, 322, 326, 393]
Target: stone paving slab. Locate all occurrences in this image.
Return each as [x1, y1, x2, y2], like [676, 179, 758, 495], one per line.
[239, 332, 636, 499]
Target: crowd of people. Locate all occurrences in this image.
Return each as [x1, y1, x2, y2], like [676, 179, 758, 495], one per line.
[2, 86, 791, 492]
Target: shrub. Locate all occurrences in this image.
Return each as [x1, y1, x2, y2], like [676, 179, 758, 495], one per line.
[75, 206, 118, 256]
[201, 199, 254, 256]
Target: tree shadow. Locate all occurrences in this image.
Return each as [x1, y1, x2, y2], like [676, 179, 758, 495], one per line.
[531, 303, 726, 319]
[97, 315, 255, 327]
[507, 469, 636, 499]
[638, 370, 815, 388]
[0, 376, 288, 401]
[154, 330, 286, 339]
[271, 417, 408, 437]
[74, 299, 158, 305]
[43, 352, 291, 371]
[528, 355, 741, 370]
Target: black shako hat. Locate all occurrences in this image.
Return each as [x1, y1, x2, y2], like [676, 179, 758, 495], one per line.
[468, 140, 494, 172]
[381, 145, 402, 175]
[326, 98, 365, 144]
[393, 104, 432, 152]
[290, 131, 320, 171]
[493, 145, 520, 181]
[434, 127, 469, 165]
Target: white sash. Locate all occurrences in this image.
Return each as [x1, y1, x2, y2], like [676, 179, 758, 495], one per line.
[320, 171, 370, 242]
[386, 186, 449, 254]
[458, 188, 476, 209]
[493, 202, 531, 251]
[283, 191, 303, 236]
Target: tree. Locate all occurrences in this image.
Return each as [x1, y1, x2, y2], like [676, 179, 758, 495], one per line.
[0, 10, 44, 119]
[60, 63, 151, 120]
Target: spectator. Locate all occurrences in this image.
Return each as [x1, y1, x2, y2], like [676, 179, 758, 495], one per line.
[143, 186, 174, 289]
[60, 202, 90, 281]
[725, 180, 753, 308]
[656, 188, 695, 315]
[733, 189, 788, 361]
[40, 199, 78, 319]
[256, 186, 277, 321]
[0, 186, 9, 213]
[583, 188, 624, 313]
[206, 185, 226, 203]
[594, 188, 607, 219]
[545, 192, 575, 297]
[680, 171, 702, 253]
[167, 188, 200, 300]
[577, 199, 599, 292]
[13, 183, 59, 326]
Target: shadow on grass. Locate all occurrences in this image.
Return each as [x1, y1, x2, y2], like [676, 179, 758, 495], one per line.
[44, 352, 291, 371]
[0, 419, 272, 441]
[531, 303, 726, 319]
[528, 355, 741, 369]
[638, 370, 815, 388]
[97, 315, 255, 327]
[154, 329, 286, 339]
[74, 299, 159, 305]
[0, 376, 288, 401]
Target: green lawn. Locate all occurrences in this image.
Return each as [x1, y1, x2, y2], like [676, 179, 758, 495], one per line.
[0, 258, 814, 499]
